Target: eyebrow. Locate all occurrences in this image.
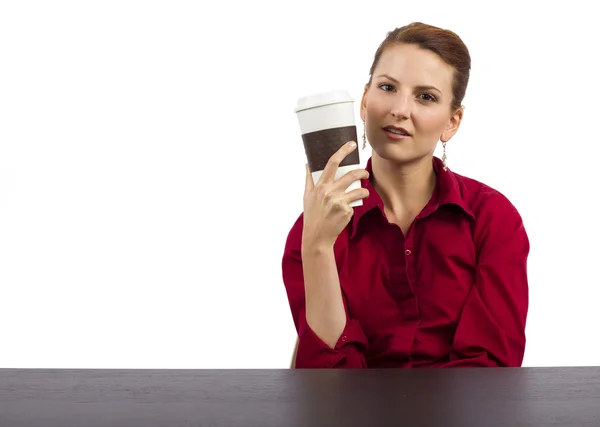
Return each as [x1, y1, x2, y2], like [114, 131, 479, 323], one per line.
[376, 74, 442, 94]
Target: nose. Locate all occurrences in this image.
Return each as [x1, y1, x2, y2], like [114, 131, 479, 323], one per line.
[390, 95, 411, 120]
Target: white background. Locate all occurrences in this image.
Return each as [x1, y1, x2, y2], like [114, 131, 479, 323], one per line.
[0, 0, 598, 368]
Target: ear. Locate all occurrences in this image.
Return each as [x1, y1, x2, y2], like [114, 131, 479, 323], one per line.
[440, 106, 464, 143]
[359, 83, 369, 122]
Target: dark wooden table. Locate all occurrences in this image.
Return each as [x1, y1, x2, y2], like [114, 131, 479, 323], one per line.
[1, 367, 599, 426]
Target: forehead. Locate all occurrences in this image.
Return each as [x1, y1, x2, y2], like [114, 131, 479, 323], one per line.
[374, 43, 454, 90]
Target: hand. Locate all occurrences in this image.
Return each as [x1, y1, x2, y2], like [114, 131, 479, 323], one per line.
[302, 141, 370, 250]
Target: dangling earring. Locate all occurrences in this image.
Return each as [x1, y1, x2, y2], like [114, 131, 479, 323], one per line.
[441, 141, 448, 171]
[362, 121, 367, 150]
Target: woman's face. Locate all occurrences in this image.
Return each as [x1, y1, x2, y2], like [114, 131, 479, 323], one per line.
[361, 43, 463, 166]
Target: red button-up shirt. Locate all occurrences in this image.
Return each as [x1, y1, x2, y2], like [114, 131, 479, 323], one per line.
[282, 156, 529, 368]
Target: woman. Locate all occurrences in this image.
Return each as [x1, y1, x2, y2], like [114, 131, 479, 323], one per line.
[282, 22, 529, 368]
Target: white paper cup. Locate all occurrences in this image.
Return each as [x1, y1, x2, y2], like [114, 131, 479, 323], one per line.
[295, 90, 362, 207]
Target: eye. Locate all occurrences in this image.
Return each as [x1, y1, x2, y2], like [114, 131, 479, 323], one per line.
[418, 93, 437, 102]
[378, 83, 395, 92]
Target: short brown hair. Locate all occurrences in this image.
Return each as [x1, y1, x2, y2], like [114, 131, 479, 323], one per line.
[368, 22, 471, 111]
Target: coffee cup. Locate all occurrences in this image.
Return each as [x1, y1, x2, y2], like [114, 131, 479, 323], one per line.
[294, 90, 362, 207]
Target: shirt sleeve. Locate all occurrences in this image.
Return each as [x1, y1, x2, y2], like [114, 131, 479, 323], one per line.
[442, 192, 530, 367]
[282, 214, 368, 369]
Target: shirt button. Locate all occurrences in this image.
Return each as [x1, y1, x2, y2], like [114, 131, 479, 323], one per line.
[405, 249, 412, 255]
[341, 335, 348, 342]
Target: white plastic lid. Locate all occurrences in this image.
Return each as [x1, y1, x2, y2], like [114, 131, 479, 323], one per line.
[294, 90, 354, 113]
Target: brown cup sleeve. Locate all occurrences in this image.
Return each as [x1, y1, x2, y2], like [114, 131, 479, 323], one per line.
[302, 126, 359, 172]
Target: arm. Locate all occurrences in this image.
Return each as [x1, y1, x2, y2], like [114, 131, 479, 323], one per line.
[282, 215, 368, 368]
[303, 244, 348, 348]
[441, 193, 530, 367]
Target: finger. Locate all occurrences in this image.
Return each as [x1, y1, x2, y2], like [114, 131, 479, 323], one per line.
[332, 168, 369, 192]
[343, 188, 370, 204]
[304, 163, 314, 194]
[329, 197, 354, 217]
[319, 141, 357, 185]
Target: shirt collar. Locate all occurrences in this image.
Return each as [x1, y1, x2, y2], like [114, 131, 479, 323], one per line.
[349, 156, 474, 238]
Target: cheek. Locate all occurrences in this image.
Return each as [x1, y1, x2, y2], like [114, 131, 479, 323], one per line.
[368, 103, 390, 124]
[365, 92, 392, 115]
[413, 110, 449, 135]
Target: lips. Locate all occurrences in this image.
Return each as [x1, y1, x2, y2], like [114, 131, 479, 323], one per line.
[383, 126, 411, 136]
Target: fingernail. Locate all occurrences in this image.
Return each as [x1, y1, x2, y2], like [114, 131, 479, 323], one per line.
[349, 141, 356, 148]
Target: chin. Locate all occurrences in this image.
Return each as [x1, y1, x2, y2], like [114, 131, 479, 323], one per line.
[371, 144, 427, 165]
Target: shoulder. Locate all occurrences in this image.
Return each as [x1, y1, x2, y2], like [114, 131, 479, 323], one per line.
[448, 170, 528, 250]
[283, 213, 304, 257]
[450, 171, 522, 223]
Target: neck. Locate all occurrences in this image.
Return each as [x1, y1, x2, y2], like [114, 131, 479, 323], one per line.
[370, 153, 437, 214]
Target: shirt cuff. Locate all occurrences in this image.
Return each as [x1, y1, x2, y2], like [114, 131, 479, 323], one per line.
[295, 319, 368, 368]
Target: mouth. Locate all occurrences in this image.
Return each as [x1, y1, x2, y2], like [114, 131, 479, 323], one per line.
[383, 126, 412, 138]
